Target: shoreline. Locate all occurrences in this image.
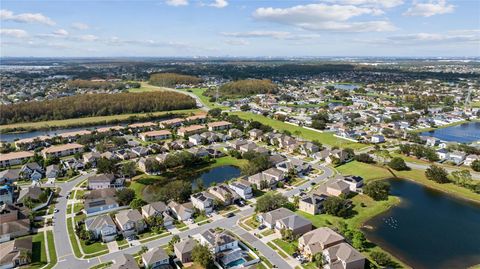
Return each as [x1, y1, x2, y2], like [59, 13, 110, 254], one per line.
[410, 118, 480, 134]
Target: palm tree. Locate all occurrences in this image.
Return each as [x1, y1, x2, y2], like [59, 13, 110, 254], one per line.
[18, 250, 32, 265]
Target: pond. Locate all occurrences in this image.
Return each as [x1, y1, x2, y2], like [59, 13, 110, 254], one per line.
[329, 83, 360, 91]
[363, 179, 480, 269]
[195, 165, 242, 187]
[421, 121, 480, 143]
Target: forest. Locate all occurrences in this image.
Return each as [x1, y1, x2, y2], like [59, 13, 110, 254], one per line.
[149, 73, 203, 87]
[206, 79, 277, 97]
[0, 91, 196, 124]
[66, 79, 140, 90]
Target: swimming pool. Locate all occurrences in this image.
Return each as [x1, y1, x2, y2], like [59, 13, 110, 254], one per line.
[225, 258, 246, 268]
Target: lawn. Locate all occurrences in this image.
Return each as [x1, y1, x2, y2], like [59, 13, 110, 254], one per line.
[0, 108, 200, 132]
[245, 216, 260, 229]
[74, 189, 85, 200]
[180, 88, 229, 110]
[272, 239, 298, 256]
[66, 218, 83, 258]
[194, 214, 209, 223]
[27, 232, 48, 269]
[335, 161, 394, 183]
[267, 242, 288, 258]
[231, 112, 365, 150]
[44, 230, 57, 269]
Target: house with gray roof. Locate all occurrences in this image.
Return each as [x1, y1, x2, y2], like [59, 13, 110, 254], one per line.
[259, 207, 312, 236]
[299, 227, 345, 260]
[174, 238, 197, 263]
[111, 254, 140, 269]
[191, 191, 215, 213]
[141, 247, 170, 269]
[199, 228, 238, 254]
[114, 209, 145, 237]
[85, 215, 117, 242]
[141, 201, 167, 219]
[323, 243, 365, 269]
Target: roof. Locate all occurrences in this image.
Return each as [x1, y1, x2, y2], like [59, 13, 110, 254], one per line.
[85, 215, 115, 230]
[58, 130, 91, 138]
[0, 169, 21, 180]
[141, 130, 172, 137]
[200, 228, 236, 247]
[0, 151, 34, 162]
[160, 118, 184, 125]
[261, 207, 295, 225]
[0, 219, 30, 236]
[42, 143, 83, 154]
[84, 196, 118, 210]
[263, 168, 284, 178]
[208, 121, 232, 127]
[277, 214, 311, 230]
[88, 174, 114, 184]
[96, 126, 124, 133]
[128, 122, 157, 128]
[174, 238, 196, 254]
[300, 227, 344, 250]
[85, 188, 116, 199]
[115, 209, 143, 226]
[141, 201, 167, 216]
[142, 247, 169, 265]
[178, 124, 205, 133]
[111, 254, 140, 269]
[186, 114, 207, 121]
[325, 243, 365, 263]
[0, 237, 32, 266]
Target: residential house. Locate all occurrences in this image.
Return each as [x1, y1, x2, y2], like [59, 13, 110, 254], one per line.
[174, 238, 197, 264]
[0, 186, 14, 205]
[465, 154, 480, 166]
[114, 209, 146, 237]
[131, 146, 150, 157]
[371, 135, 385, 144]
[20, 163, 43, 181]
[83, 152, 101, 166]
[298, 194, 327, 215]
[191, 192, 215, 213]
[315, 178, 351, 197]
[227, 139, 248, 150]
[85, 215, 117, 242]
[141, 201, 167, 219]
[139, 130, 172, 142]
[111, 254, 140, 269]
[298, 227, 345, 260]
[0, 237, 32, 268]
[177, 125, 206, 137]
[128, 122, 157, 131]
[300, 142, 320, 156]
[87, 174, 116, 190]
[326, 149, 350, 165]
[426, 137, 440, 147]
[248, 168, 284, 190]
[168, 201, 194, 221]
[0, 169, 21, 185]
[0, 204, 31, 242]
[45, 165, 60, 180]
[0, 151, 34, 168]
[19, 186, 43, 202]
[185, 115, 207, 123]
[276, 159, 311, 175]
[323, 243, 365, 269]
[258, 208, 312, 236]
[159, 118, 184, 128]
[187, 147, 209, 158]
[436, 148, 450, 160]
[199, 228, 238, 254]
[61, 158, 85, 171]
[207, 121, 232, 131]
[84, 189, 119, 215]
[449, 151, 466, 165]
[228, 128, 243, 138]
[188, 134, 203, 146]
[248, 129, 263, 140]
[41, 143, 84, 158]
[228, 179, 253, 199]
[208, 184, 240, 205]
[142, 247, 170, 269]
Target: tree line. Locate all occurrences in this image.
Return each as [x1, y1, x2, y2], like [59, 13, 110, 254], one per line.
[0, 91, 196, 124]
[149, 73, 203, 87]
[205, 79, 277, 97]
[66, 79, 140, 90]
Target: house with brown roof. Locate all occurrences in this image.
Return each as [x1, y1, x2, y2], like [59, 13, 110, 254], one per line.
[139, 130, 172, 141]
[114, 209, 146, 237]
[315, 178, 351, 197]
[174, 238, 197, 263]
[0, 237, 32, 268]
[167, 201, 194, 221]
[41, 143, 84, 158]
[128, 122, 157, 131]
[298, 194, 328, 215]
[207, 121, 232, 131]
[185, 114, 207, 123]
[0, 204, 31, 243]
[323, 243, 365, 269]
[177, 125, 206, 137]
[58, 130, 92, 140]
[207, 184, 240, 205]
[258, 208, 312, 236]
[298, 227, 345, 260]
[0, 151, 34, 168]
[111, 254, 140, 269]
[159, 118, 185, 128]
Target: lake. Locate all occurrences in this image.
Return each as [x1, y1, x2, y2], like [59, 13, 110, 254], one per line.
[329, 83, 360, 91]
[195, 165, 242, 187]
[364, 179, 480, 269]
[421, 121, 480, 143]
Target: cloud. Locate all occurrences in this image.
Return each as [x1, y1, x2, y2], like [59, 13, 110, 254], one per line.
[403, 0, 454, 17]
[209, 0, 228, 8]
[0, 9, 55, 25]
[252, 3, 396, 32]
[224, 39, 249, 46]
[36, 29, 69, 39]
[71, 22, 89, 30]
[0, 28, 28, 38]
[221, 31, 293, 39]
[388, 32, 479, 43]
[76, 34, 99, 42]
[53, 29, 69, 36]
[328, 0, 404, 8]
[165, 0, 189, 6]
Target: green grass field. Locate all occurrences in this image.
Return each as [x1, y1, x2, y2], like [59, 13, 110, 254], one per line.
[27, 232, 48, 269]
[231, 111, 366, 150]
[336, 161, 394, 182]
[0, 108, 200, 132]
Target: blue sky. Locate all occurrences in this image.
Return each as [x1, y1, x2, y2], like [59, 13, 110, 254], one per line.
[1, 0, 479, 57]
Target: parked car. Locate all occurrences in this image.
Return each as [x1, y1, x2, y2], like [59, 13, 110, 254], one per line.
[226, 212, 235, 218]
[258, 224, 266, 230]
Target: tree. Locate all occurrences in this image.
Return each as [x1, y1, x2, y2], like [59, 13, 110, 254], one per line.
[352, 230, 367, 251]
[313, 252, 324, 267]
[311, 120, 326, 130]
[323, 196, 351, 217]
[23, 197, 34, 209]
[370, 251, 392, 267]
[116, 188, 136, 206]
[129, 198, 146, 209]
[207, 108, 222, 118]
[241, 155, 271, 176]
[451, 170, 472, 187]
[240, 104, 250, 111]
[354, 153, 374, 164]
[97, 157, 117, 174]
[471, 159, 480, 172]
[280, 228, 294, 242]
[156, 180, 192, 203]
[168, 235, 180, 252]
[388, 157, 409, 171]
[122, 161, 136, 178]
[425, 165, 450, 183]
[255, 193, 288, 212]
[363, 181, 390, 201]
[192, 243, 215, 269]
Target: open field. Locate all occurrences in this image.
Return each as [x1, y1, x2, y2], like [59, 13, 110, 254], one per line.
[0, 108, 200, 132]
[231, 111, 366, 150]
[336, 161, 394, 182]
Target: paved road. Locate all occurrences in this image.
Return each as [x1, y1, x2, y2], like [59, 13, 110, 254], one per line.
[284, 164, 334, 197]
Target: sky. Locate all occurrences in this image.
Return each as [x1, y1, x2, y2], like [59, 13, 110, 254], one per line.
[1, 0, 479, 57]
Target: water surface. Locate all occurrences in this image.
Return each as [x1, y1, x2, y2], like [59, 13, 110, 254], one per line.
[421, 122, 480, 143]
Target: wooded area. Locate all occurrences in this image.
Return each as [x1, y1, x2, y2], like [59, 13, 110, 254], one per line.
[149, 73, 202, 87]
[66, 79, 140, 90]
[208, 79, 277, 97]
[0, 91, 196, 124]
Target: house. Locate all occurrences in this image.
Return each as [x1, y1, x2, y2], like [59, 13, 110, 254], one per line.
[248, 169, 283, 190]
[269, 154, 287, 166]
[174, 238, 197, 263]
[342, 176, 364, 192]
[0, 204, 31, 242]
[20, 163, 44, 181]
[186, 114, 207, 123]
[326, 149, 350, 165]
[188, 134, 204, 145]
[300, 142, 320, 156]
[159, 118, 184, 128]
[0, 151, 34, 168]
[208, 184, 240, 205]
[0, 237, 32, 268]
[168, 201, 194, 221]
[83, 152, 101, 165]
[139, 130, 172, 142]
[58, 130, 91, 140]
[87, 174, 116, 190]
[436, 148, 450, 160]
[19, 186, 43, 202]
[426, 137, 440, 147]
[276, 159, 311, 175]
[0, 169, 21, 185]
[323, 243, 365, 269]
[114, 209, 146, 237]
[464, 154, 480, 166]
[298, 194, 327, 215]
[313, 149, 330, 161]
[0, 186, 14, 205]
[449, 151, 466, 165]
[128, 122, 157, 131]
[199, 228, 238, 254]
[142, 247, 170, 269]
[315, 178, 351, 197]
[177, 125, 206, 137]
[41, 143, 84, 158]
[258, 208, 312, 236]
[85, 215, 117, 242]
[263, 168, 285, 181]
[207, 121, 232, 131]
[227, 139, 248, 150]
[239, 142, 258, 153]
[228, 179, 253, 199]
[45, 165, 60, 180]
[248, 129, 263, 140]
[61, 158, 85, 171]
[84, 189, 119, 215]
[371, 134, 385, 144]
[111, 254, 140, 269]
[228, 128, 243, 138]
[191, 192, 215, 213]
[141, 201, 167, 219]
[131, 146, 150, 157]
[187, 147, 209, 158]
[298, 227, 345, 260]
